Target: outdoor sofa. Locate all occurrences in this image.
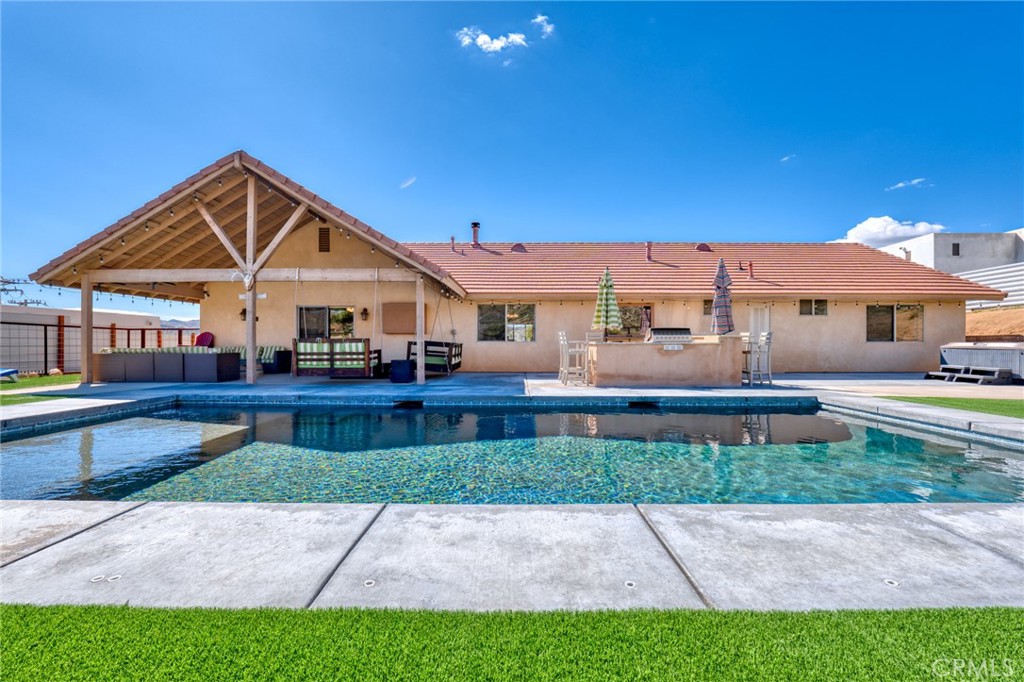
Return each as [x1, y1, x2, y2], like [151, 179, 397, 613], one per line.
[292, 338, 382, 378]
[93, 347, 240, 382]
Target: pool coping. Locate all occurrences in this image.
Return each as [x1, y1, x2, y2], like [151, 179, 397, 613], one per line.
[2, 389, 1021, 450]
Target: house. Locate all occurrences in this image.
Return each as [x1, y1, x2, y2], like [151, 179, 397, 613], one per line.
[29, 151, 1005, 383]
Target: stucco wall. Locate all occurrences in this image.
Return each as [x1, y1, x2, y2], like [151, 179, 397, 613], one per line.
[199, 226, 966, 373]
[881, 231, 1023, 274]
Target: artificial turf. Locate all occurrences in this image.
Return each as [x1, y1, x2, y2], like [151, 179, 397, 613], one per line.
[2, 605, 1021, 681]
[0, 393, 62, 406]
[0, 373, 81, 392]
[881, 396, 1024, 419]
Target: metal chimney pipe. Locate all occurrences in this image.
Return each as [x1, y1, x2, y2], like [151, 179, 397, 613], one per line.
[471, 222, 480, 246]
[645, 241, 652, 261]
[450, 236, 456, 251]
[748, 261, 755, 279]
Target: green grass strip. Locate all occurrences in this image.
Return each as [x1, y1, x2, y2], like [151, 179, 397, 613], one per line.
[2, 605, 1022, 681]
[880, 396, 1024, 419]
[0, 373, 80, 392]
[0, 393, 63, 406]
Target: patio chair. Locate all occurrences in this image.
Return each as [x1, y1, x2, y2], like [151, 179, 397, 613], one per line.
[194, 331, 215, 347]
[0, 368, 18, 382]
[741, 332, 773, 386]
[558, 331, 588, 385]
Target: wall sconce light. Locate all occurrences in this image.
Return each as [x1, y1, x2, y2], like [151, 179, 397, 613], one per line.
[359, 307, 369, 321]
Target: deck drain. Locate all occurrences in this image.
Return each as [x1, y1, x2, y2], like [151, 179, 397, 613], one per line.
[90, 575, 106, 583]
[107, 575, 121, 582]
[363, 580, 376, 588]
[624, 581, 637, 589]
[884, 579, 901, 587]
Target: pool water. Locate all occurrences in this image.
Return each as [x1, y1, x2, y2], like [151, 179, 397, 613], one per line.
[3, 406, 1022, 504]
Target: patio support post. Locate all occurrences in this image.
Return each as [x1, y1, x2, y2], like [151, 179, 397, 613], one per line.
[416, 275, 425, 385]
[80, 273, 93, 383]
[245, 173, 258, 385]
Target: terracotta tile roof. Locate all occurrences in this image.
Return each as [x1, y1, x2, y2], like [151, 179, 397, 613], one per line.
[403, 241, 1006, 301]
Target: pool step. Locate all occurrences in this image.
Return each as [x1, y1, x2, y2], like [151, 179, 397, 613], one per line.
[923, 365, 1012, 385]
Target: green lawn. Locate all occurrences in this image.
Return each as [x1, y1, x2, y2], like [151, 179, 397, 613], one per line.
[0, 373, 81, 392]
[2, 605, 1021, 681]
[880, 396, 1024, 419]
[0, 393, 63, 406]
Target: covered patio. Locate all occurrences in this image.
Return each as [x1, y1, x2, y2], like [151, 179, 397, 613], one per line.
[29, 151, 466, 386]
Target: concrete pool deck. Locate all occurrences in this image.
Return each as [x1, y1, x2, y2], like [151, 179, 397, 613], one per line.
[1, 500, 1021, 611]
[1, 373, 1021, 611]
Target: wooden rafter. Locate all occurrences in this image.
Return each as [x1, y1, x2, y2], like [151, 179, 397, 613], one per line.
[195, 200, 246, 271]
[253, 202, 309, 272]
[88, 268, 420, 283]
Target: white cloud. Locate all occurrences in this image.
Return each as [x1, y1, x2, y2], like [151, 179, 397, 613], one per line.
[399, 177, 416, 190]
[532, 14, 555, 38]
[780, 154, 796, 163]
[502, 59, 513, 67]
[884, 177, 930, 192]
[456, 27, 527, 53]
[832, 216, 946, 247]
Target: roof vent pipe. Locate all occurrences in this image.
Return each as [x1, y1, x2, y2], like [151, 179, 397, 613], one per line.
[645, 241, 653, 262]
[748, 261, 755, 279]
[471, 222, 480, 247]
[450, 236, 456, 251]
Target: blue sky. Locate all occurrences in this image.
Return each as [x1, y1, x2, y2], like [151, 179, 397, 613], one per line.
[2, 2, 1021, 319]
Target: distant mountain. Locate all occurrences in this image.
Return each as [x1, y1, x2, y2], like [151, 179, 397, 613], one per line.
[161, 318, 200, 329]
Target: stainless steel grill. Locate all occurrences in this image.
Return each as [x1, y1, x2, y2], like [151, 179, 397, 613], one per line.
[644, 327, 693, 343]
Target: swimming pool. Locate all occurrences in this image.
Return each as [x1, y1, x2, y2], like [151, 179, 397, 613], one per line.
[3, 406, 1021, 504]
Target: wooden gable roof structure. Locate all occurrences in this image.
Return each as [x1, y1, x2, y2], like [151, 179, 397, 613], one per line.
[31, 151, 463, 384]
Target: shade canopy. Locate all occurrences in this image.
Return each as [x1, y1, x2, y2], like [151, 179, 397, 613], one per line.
[710, 258, 735, 335]
[592, 267, 622, 336]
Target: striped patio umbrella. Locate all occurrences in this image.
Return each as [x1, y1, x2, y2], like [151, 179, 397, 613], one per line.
[592, 267, 622, 339]
[710, 258, 735, 335]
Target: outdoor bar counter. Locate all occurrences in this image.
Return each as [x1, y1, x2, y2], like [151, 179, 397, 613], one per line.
[587, 335, 743, 387]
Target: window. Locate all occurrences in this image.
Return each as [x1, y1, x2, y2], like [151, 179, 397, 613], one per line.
[952, 242, 960, 257]
[866, 304, 924, 342]
[297, 306, 354, 339]
[799, 299, 828, 316]
[318, 227, 331, 252]
[703, 300, 713, 316]
[477, 304, 535, 342]
[618, 305, 653, 337]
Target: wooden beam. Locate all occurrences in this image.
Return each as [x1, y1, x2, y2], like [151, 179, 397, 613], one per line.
[88, 267, 421, 283]
[252, 202, 309, 272]
[187, 191, 290, 268]
[116, 179, 250, 265]
[195, 201, 246, 271]
[246, 174, 257, 268]
[245, 285, 257, 385]
[80, 274, 93, 383]
[416, 275, 425, 385]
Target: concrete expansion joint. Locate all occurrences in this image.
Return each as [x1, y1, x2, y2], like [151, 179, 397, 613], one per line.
[0, 501, 149, 569]
[304, 503, 388, 608]
[915, 513, 1024, 567]
[632, 504, 716, 610]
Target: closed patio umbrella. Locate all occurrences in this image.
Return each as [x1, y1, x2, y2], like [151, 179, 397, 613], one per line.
[592, 267, 622, 340]
[711, 258, 735, 335]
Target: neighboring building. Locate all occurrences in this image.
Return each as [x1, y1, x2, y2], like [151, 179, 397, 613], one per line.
[29, 151, 1005, 382]
[879, 228, 1024, 273]
[880, 229, 1024, 309]
[0, 304, 160, 328]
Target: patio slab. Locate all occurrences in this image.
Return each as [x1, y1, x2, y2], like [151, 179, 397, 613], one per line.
[917, 504, 1024, 562]
[640, 503, 1024, 611]
[0, 501, 382, 608]
[312, 504, 705, 611]
[1, 500, 144, 566]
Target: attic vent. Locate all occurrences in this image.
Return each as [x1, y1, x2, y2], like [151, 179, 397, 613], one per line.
[511, 243, 527, 253]
[694, 243, 712, 252]
[318, 227, 331, 252]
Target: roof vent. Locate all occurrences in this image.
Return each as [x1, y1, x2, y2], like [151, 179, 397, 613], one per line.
[694, 243, 712, 252]
[645, 241, 653, 261]
[471, 222, 480, 247]
[510, 243, 527, 253]
[451, 236, 457, 251]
